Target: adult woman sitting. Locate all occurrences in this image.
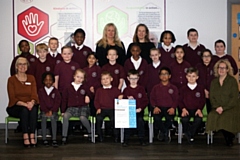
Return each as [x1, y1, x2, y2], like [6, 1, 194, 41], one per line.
[206, 59, 240, 146]
[126, 24, 155, 64]
[96, 23, 126, 67]
[7, 57, 39, 147]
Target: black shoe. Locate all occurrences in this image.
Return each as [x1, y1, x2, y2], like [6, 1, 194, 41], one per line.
[30, 138, 37, 147]
[122, 141, 128, 147]
[52, 140, 58, 147]
[62, 137, 67, 145]
[43, 140, 49, 146]
[98, 136, 103, 142]
[23, 138, 30, 148]
[157, 131, 164, 142]
[114, 137, 119, 143]
[139, 139, 148, 146]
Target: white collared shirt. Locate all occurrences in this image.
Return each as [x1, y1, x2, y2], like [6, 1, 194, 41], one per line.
[71, 82, 82, 91]
[153, 61, 160, 68]
[216, 53, 227, 58]
[44, 86, 54, 95]
[187, 83, 197, 90]
[162, 44, 172, 52]
[187, 42, 200, 50]
[49, 51, 58, 57]
[103, 85, 112, 89]
[130, 56, 142, 70]
[75, 44, 84, 50]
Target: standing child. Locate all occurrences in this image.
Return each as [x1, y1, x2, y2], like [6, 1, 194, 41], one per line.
[54, 46, 80, 93]
[120, 69, 149, 147]
[71, 28, 92, 69]
[159, 30, 176, 67]
[102, 47, 125, 90]
[61, 69, 91, 145]
[124, 43, 148, 87]
[183, 28, 206, 67]
[95, 71, 121, 142]
[150, 67, 178, 143]
[179, 67, 205, 144]
[83, 52, 102, 116]
[38, 72, 61, 147]
[47, 37, 63, 69]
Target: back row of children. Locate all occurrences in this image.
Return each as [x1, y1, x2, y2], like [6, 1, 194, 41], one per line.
[10, 27, 238, 146]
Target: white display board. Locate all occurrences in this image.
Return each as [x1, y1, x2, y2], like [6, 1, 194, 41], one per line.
[115, 99, 136, 128]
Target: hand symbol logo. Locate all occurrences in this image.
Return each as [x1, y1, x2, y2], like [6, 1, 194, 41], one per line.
[22, 12, 44, 36]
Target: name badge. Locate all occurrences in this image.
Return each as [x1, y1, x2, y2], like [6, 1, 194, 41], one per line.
[25, 82, 31, 85]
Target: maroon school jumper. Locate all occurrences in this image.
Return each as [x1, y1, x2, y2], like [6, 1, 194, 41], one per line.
[170, 60, 191, 89]
[196, 61, 215, 91]
[61, 83, 90, 113]
[83, 64, 102, 94]
[159, 47, 175, 68]
[122, 85, 148, 110]
[54, 60, 80, 93]
[46, 53, 62, 70]
[178, 84, 205, 110]
[150, 82, 179, 108]
[101, 63, 125, 88]
[94, 87, 121, 110]
[183, 43, 205, 67]
[10, 52, 37, 76]
[38, 87, 61, 113]
[212, 54, 238, 75]
[146, 62, 166, 95]
[71, 45, 92, 69]
[124, 58, 148, 87]
[31, 59, 54, 91]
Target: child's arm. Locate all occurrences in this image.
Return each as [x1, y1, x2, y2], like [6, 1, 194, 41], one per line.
[54, 75, 59, 89]
[118, 78, 124, 90]
[85, 96, 90, 104]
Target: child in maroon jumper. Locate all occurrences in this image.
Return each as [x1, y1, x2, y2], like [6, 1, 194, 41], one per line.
[101, 47, 125, 90]
[71, 28, 92, 69]
[120, 69, 148, 147]
[83, 52, 102, 116]
[38, 72, 61, 147]
[159, 30, 176, 67]
[179, 67, 205, 144]
[54, 46, 80, 93]
[95, 71, 121, 142]
[61, 69, 91, 145]
[150, 67, 178, 143]
[47, 37, 62, 69]
[124, 43, 148, 87]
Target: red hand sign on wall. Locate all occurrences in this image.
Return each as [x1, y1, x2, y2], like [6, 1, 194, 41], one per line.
[17, 6, 49, 42]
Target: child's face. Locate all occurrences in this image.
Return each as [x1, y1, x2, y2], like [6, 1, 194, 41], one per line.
[127, 74, 139, 86]
[61, 48, 73, 62]
[186, 72, 198, 84]
[159, 70, 171, 82]
[74, 71, 85, 84]
[107, 49, 118, 61]
[137, 26, 147, 40]
[202, 51, 211, 64]
[101, 74, 113, 86]
[131, 46, 141, 58]
[19, 41, 30, 53]
[48, 40, 58, 51]
[150, 50, 160, 62]
[74, 33, 85, 46]
[106, 26, 115, 39]
[215, 42, 225, 55]
[175, 48, 184, 61]
[37, 50, 48, 59]
[188, 31, 198, 43]
[87, 55, 97, 66]
[163, 33, 172, 46]
[44, 75, 54, 88]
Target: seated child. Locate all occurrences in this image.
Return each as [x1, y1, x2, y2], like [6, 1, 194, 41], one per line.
[38, 72, 61, 147]
[150, 67, 178, 143]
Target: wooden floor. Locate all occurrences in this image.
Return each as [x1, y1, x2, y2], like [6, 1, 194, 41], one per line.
[0, 129, 240, 160]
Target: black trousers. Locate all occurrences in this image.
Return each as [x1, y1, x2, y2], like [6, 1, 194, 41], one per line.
[153, 107, 174, 135]
[181, 109, 202, 136]
[7, 105, 38, 134]
[124, 112, 145, 140]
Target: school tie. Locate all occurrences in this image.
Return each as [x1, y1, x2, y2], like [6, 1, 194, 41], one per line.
[77, 47, 80, 50]
[52, 53, 55, 58]
[166, 49, 169, 52]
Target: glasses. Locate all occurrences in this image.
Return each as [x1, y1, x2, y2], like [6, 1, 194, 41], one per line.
[18, 63, 27, 66]
[129, 78, 139, 81]
[218, 67, 227, 70]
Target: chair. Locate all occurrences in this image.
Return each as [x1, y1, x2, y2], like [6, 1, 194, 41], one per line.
[178, 105, 208, 144]
[5, 116, 20, 144]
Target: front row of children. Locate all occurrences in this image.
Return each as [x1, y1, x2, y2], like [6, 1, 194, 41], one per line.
[39, 63, 205, 147]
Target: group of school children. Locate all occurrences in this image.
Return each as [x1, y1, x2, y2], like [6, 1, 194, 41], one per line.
[10, 26, 238, 148]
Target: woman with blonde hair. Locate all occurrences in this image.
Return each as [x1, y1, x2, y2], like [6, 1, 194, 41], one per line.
[206, 59, 240, 146]
[126, 24, 155, 64]
[7, 57, 39, 147]
[96, 23, 126, 67]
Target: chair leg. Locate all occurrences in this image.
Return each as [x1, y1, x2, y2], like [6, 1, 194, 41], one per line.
[120, 128, 124, 143]
[238, 133, 240, 144]
[178, 123, 182, 144]
[93, 117, 96, 143]
[149, 122, 153, 143]
[210, 131, 213, 144]
[207, 133, 210, 144]
[91, 117, 94, 143]
[5, 119, 8, 144]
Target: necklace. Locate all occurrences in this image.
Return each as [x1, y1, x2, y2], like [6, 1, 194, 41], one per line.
[16, 74, 27, 84]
